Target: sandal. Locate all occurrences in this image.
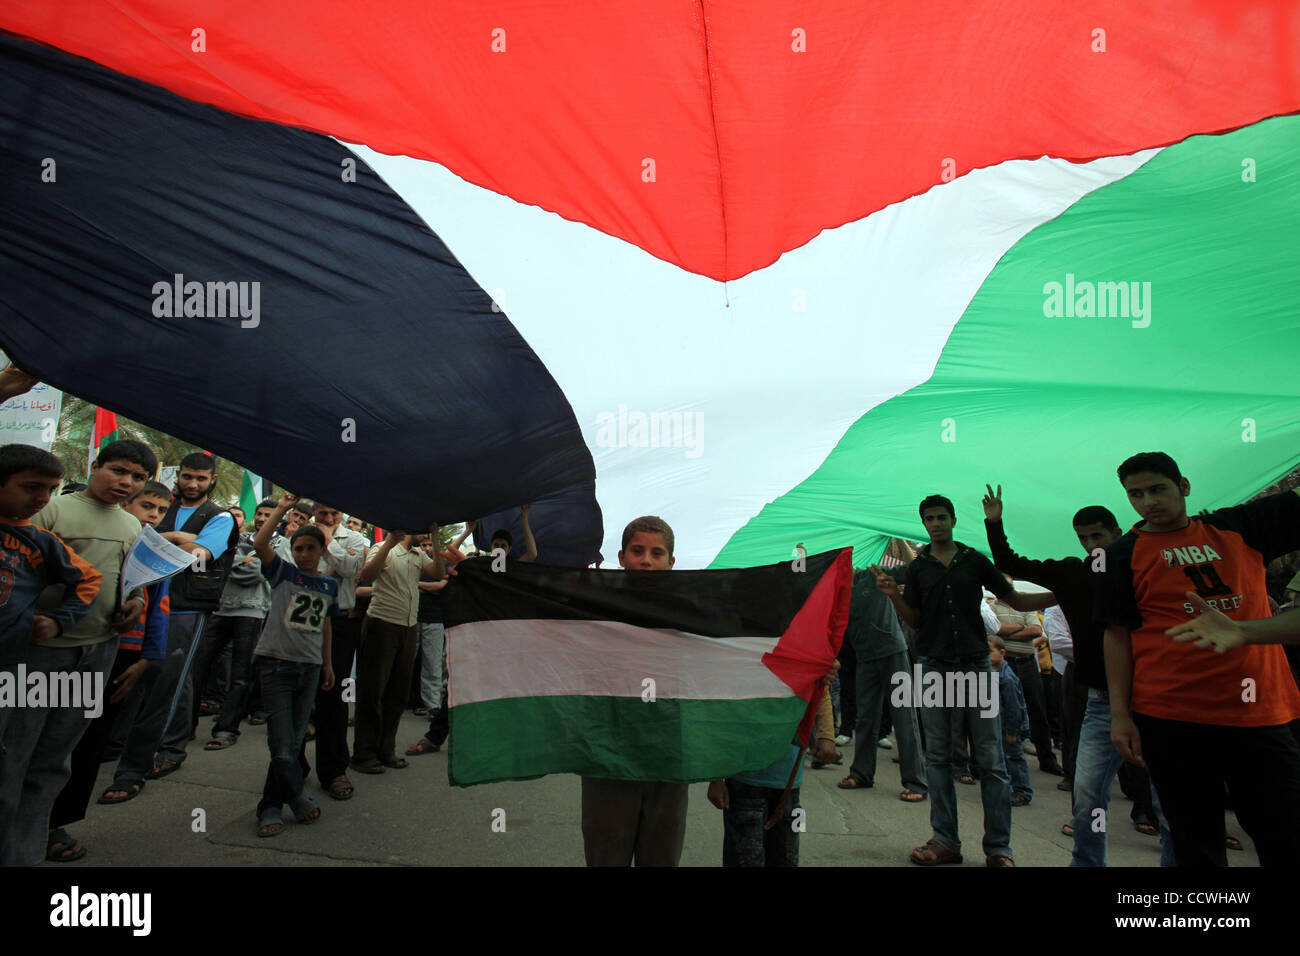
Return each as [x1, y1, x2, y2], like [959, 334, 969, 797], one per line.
[350, 758, 385, 774]
[304, 723, 316, 742]
[414, 707, 430, 717]
[97, 781, 145, 804]
[204, 736, 237, 750]
[295, 804, 321, 824]
[809, 753, 843, 769]
[986, 854, 1016, 867]
[46, 828, 87, 862]
[326, 775, 354, 800]
[249, 714, 268, 725]
[899, 789, 927, 802]
[145, 758, 182, 780]
[257, 815, 285, 838]
[910, 839, 962, 866]
[406, 737, 440, 756]
[1226, 835, 1243, 851]
[955, 773, 975, 786]
[1134, 822, 1159, 836]
[838, 775, 871, 790]
[1061, 823, 1074, 837]
[381, 757, 409, 770]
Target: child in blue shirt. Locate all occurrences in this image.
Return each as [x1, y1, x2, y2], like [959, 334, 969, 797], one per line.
[990, 637, 1032, 805]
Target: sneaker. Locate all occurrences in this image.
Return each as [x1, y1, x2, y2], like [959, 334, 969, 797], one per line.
[834, 734, 851, 746]
[877, 737, 893, 750]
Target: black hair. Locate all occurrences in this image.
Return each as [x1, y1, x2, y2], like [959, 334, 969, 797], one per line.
[178, 451, 216, 473]
[129, 481, 172, 503]
[918, 494, 955, 521]
[490, 528, 513, 549]
[0, 443, 64, 485]
[291, 501, 314, 516]
[60, 482, 87, 495]
[256, 499, 277, 511]
[290, 525, 325, 547]
[95, 439, 158, 477]
[1072, 505, 1121, 531]
[1117, 452, 1182, 487]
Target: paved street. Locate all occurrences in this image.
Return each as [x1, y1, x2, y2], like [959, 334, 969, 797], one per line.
[48, 714, 1257, 867]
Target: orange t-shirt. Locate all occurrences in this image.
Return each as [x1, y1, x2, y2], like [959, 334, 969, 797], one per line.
[1095, 491, 1300, 727]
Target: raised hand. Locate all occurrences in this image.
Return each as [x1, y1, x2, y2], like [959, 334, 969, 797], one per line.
[868, 564, 898, 596]
[982, 483, 1003, 521]
[1166, 591, 1247, 654]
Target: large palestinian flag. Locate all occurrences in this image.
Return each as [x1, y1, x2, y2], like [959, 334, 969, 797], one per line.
[441, 549, 851, 786]
[1, 4, 1298, 571]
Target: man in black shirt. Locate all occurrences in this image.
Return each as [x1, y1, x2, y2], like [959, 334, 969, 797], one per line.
[981, 484, 1172, 866]
[872, 493, 1054, 867]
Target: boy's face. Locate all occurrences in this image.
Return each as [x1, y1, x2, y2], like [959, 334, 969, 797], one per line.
[291, 536, 323, 571]
[619, 531, 674, 571]
[988, 640, 1004, 667]
[0, 470, 62, 522]
[1121, 470, 1190, 532]
[1074, 521, 1120, 555]
[124, 493, 171, 528]
[87, 458, 150, 505]
[253, 505, 275, 532]
[921, 507, 954, 544]
[490, 537, 510, 555]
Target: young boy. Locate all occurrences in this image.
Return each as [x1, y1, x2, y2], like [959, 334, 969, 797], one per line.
[250, 493, 336, 837]
[50, 482, 171, 857]
[580, 516, 690, 867]
[0, 444, 102, 652]
[708, 676, 837, 867]
[0, 438, 155, 865]
[988, 636, 1032, 806]
[1097, 451, 1300, 867]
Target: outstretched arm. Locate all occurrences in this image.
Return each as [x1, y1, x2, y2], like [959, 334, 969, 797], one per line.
[518, 505, 538, 563]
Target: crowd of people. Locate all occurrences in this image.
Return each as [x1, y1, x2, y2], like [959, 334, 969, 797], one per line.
[3, 365, 1300, 869]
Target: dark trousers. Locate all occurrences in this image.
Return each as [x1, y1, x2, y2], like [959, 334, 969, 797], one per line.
[194, 614, 264, 739]
[581, 777, 688, 866]
[50, 648, 141, 830]
[1118, 758, 1160, 826]
[315, 614, 361, 784]
[1041, 669, 1063, 745]
[352, 616, 417, 765]
[1061, 664, 1089, 781]
[424, 700, 450, 747]
[721, 779, 800, 867]
[837, 639, 856, 733]
[200, 641, 232, 707]
[1006, 654, 1054, 762]
[1133, 712, 1300, 867]
[112, 612, 206, 784]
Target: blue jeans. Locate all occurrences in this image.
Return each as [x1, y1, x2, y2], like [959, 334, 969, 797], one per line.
[255, 656, 319, 819]
[918, 656, 1012, 859]
[1003, 726, 1032, 799]
[1070, 688, 1175, 867]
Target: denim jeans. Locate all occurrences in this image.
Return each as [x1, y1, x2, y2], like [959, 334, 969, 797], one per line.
[721, 779, 800, 867]
[918, 656, 1012, 859]
[255, 656, 319, 818]
[1070, 688, 1174, 867]
[418, 622, 445, 711]
[0, 637, 117, 865]
[1003, 727, 1032, 799]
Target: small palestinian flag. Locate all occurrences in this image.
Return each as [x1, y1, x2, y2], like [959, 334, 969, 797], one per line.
[442, 548, 852, 787]
[86, 406, 119, 476]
